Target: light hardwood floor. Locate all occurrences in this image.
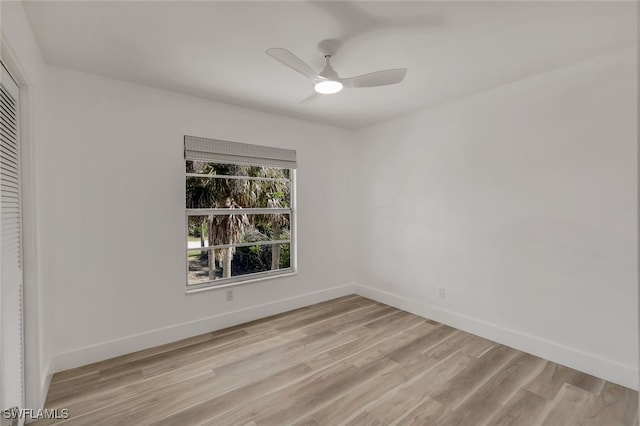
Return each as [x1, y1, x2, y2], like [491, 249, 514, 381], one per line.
[36, 295, 638, 425]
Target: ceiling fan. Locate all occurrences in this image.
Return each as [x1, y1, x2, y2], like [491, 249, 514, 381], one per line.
[266, 39, 407, 99]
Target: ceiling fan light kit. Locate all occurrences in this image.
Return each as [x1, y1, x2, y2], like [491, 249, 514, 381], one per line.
[314, 80, 343, 94]
[266, 39, 407, 100]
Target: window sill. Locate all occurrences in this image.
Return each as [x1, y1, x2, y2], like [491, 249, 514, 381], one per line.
[185, 271, 297, 295]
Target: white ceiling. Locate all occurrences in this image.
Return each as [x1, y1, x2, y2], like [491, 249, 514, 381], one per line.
[23, 1, 637, 130]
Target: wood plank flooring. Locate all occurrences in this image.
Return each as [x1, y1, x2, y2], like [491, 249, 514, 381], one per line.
[36, 295, 638, 425]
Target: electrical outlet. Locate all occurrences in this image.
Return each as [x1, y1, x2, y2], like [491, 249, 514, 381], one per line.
[438, 288, 446, 299]
[226, 289, 234, 301]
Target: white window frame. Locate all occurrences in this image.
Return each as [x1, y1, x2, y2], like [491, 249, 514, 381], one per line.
[184, 136, 297, 293]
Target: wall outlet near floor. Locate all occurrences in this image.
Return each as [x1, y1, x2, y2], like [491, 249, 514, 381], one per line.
[226, 289, 234, 301]
[438, 288, 446, 299]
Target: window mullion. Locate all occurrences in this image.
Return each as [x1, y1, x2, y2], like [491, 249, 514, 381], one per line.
[186, 207, 291, 216]
[188, 239, 291, 251]
[186, 173, 290, 183]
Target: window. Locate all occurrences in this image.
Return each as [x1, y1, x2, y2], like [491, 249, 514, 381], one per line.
[185, 136, 296, 290]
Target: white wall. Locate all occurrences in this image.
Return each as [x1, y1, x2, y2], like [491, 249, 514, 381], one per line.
[44, 66, 354, 371]
[353, 48, 638, 389]
[1, 1, 51, 409]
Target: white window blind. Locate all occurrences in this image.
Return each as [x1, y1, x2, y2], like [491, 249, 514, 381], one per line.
[184, 135, 297, 169]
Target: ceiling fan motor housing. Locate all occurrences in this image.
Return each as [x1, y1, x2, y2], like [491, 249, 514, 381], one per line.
[319, 58, 340, 81]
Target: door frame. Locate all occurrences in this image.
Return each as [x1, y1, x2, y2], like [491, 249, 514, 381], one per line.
[1, 37, 47, 413]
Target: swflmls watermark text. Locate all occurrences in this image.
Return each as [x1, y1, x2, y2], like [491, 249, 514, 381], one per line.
[2, 407, 69, 420]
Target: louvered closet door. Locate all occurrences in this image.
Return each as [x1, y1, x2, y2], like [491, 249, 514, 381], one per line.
[0, 61, 24, 415]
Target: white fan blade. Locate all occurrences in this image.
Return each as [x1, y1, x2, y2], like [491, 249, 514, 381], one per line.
[266, 48, 319, 81]
[300, 92, 322, 105]
[341, 68, 407, 88]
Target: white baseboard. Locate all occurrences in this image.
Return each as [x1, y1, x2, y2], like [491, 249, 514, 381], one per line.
[51, 283, 355, 373]
[354, 283, 638, 391]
